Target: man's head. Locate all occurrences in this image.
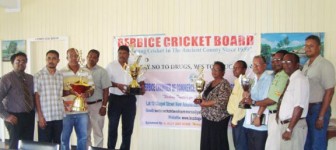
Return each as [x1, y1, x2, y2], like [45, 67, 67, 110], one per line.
[46, 50, 60, 69]
[304, 35, 321, 58]
[233, 60, 247, 78]
[118, 45, 130, 64]
[87, 49, 100, 67]
[252, 55, 267, 76]
[271, 50, 288, 73]
[11, 52, 27, 72]
[282, 53, 300, 76]
[66, 48, 79, 65]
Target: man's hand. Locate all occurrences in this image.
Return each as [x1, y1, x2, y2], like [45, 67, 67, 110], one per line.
[99, 107, 107, 116]
[117, 83, 128, 94]
[253, 116, 261, 127]
[315, 119, 324, 129]
[282, 130, 292, 140]
[38, 116, 47, 129]
[231, 123, 237, 128]
[5, 115, 18, 125]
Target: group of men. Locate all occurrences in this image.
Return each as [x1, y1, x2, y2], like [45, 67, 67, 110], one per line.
[228, 35, 335, 150]
[0, 45, 145, 150]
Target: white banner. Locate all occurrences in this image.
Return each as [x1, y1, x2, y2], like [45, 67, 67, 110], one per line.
[113, 34, 257, 129]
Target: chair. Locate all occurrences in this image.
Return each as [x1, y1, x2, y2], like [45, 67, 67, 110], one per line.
[18, 140, 59, 150]
[89, 146, 113, 150]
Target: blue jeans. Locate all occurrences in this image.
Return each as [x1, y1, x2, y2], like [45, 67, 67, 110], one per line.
[304, 104, 331, 150]
[61, 113, 88, 150]
[232, 117, 248, 150]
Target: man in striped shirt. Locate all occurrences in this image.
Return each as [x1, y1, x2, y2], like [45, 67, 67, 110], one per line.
[60, 48, 94, 150]
[34, 50, 64, 144]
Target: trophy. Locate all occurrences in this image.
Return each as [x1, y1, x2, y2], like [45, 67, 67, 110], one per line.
[194, 66, 206, 104]
[239, 74, 253, 109]
[124, 44, 146, 95]
[64, 49, 92, 112]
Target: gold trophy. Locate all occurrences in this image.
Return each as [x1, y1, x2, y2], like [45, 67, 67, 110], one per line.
[124, 44, 146, 95]
[194, 66, 206, 104]
[238, 74, 253, 109]
[64, 49, 92, 112]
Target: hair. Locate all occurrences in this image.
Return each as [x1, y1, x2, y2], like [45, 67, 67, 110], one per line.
[236, 60, 247, 69]
[214, 61, 225, 72]
[88, 49, 100, 58]
[46, 50, 59, 58]
[67, 48, 78, 55]
[305, 35, 321, 45]
[118, 45, 130, 53]
[275, 49, 289, 56]
[287, 53, 300, 64]
[10, 52, 27, 64]
[253, 55, 266, 63]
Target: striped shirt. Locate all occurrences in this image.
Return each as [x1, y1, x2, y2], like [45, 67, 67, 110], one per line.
[61, 66, 94, 114]
[34, 67, 64, 121]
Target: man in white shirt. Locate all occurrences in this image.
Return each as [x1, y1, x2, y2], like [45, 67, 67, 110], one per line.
[105, 45, 145, 150]
[278, 53, 309, 150]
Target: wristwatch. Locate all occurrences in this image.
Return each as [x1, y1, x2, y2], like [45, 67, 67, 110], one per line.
[252, 100, 256, 106]
[286, 128, 292, 133]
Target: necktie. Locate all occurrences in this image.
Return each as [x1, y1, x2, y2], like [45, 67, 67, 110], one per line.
[275, 80, 290, 123]
[19, 75, 33, 112]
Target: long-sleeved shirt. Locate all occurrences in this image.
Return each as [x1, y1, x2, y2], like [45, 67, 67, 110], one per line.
[0, 71, 34, 119]
[227, 78, 245, 125]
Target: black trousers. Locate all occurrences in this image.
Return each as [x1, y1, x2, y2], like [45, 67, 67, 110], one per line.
[107, 94, 136, 150]
[201, 117, 230, 150]
[4, 110, 35, 149]
[38, 120, 63, 144]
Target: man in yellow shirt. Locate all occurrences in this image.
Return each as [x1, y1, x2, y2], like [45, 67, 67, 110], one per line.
[227, 60, 248, 150]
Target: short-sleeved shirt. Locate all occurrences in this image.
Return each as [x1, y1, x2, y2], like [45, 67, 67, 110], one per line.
[243, 71, 273, 131]
[105, 60, 144, 95]
[302, 55, 336, 103]
[34, 67, 64, 121]
[85, 65, 112, 102]
[201, 79, 231, 122]
[227, 78, 245, 125]
[0, 71, 34, 119]
[267, 70, 289, 111]
[279, 70, 309, 120]
[61, 66, 94, 114]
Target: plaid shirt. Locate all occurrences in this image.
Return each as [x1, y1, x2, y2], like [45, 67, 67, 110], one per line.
[34, 67, 64, 121]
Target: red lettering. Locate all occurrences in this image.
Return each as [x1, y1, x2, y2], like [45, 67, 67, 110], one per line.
[130, 38, 136, 46]
[164, 37, 170, 47]
[214, 36, 221, 46]
[171, 37, 178, 47]
[148, 37, 154, 47]
[205, 36, 211, 46]
[238, 35, 245, 46]
[247, 35, 254, 45]
[230, 36, 237, 46]
[184, 36, 190, 46]
[156, 37, 161, 47]
[118, 38, 124, 47]
[199, 36, 204, 46]
[222, 36, 229, 46]
[191, 36, 198, 46]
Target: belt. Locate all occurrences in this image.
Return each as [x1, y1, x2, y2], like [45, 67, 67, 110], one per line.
[309, 102, 322, 107]
[269, 110, 277, 114]
[87, 99, 102, 105]
[280, 117, 306, 124]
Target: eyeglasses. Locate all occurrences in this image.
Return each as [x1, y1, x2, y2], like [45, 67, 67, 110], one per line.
[281, 60, 292, 64]
[272, 58, 282, 62]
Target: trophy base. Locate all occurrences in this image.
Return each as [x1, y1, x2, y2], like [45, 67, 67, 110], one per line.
[71, 107, 86, 112]
[238, 103, 251, 109]
[128, 87, 141, 95]
[193, 99, 202, 104]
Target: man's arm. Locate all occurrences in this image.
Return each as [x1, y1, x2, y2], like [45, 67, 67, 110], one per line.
[35, 92, 46, 128]
[282, 106, 303, 140]
[316, 87, 334, 129]
[140, 81, 146, 95]
[99, 88, 109, 116]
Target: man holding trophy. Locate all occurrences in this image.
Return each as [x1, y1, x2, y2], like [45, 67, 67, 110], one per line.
[61, 48, 94, 150]
[242, 55, 273, 150]
[105, 45, 146, 150]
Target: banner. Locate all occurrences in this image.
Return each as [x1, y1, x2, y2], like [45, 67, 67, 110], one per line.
[113, 34, 257, 129]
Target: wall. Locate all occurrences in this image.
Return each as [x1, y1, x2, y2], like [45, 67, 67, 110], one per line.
[1, 0, 336, 149]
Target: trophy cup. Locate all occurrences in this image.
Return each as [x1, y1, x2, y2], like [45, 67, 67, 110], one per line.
[194, 66, 206, 104]
[64, 49, 92, 112]
[124, 44, 146, 95]
[239, 74, 253, 109]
